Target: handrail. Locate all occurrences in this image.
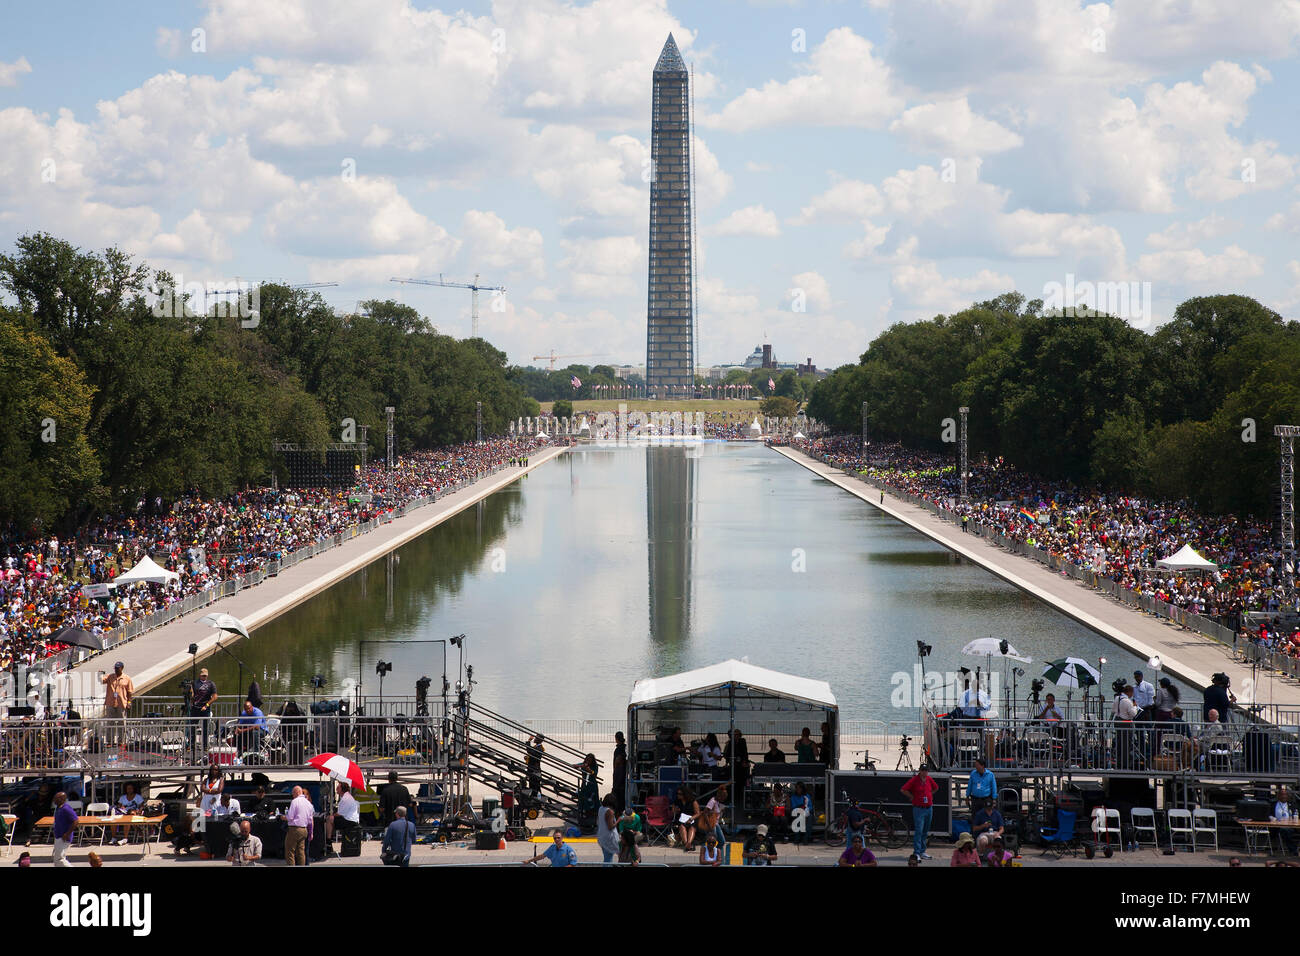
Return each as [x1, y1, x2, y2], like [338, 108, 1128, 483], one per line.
[469, 701, 599, 765]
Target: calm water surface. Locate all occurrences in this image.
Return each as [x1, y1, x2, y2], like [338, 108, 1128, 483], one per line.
[203, 443, 1194, 721]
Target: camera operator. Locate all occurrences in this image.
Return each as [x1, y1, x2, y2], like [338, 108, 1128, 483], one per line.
[1203, 673, 1234, 724]
[226, 819, 262, 866]
[188, 668, 219, 754]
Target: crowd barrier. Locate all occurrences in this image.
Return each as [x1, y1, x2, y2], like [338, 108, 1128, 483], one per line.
[41, 463, 512, 676]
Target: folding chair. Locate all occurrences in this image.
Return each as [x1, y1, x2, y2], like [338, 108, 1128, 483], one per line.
[955, 730, 982, 768]
[1024, 731, 1053, 766]
[1204, 735, 1234, 774]
[1167, 809, 1195, 852]
[1129, 807, 1158, 850]
[1090, 806, 1122, 852]
[1192, 808, 1219, 851]
[643, 795, 674, 846]
[0, 813, 15, 858]
[84, 803, 111, 845]
[1243, 821, 1273, 856]
[1039, 808, 1078, 857]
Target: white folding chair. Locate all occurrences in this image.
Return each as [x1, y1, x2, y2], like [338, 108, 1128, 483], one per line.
[1129, 807, 1158, 849]
[1091, 806, 1122, 850]
[1243, 821, 1273, 856]
[1192, 808, 1219, 851]
[955, 731, 982, 768]
[84, 803, 111, 845]
[0, 814, 15, 857]
[1167, 808, 1195, 851]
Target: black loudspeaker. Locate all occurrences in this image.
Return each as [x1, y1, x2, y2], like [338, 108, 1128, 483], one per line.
[317, 717, 339, 754]
[1236, 799, 1270, 822]
[309, 820, 327, 860]
[1243, 730, 1275, 773]
[341, 827, 362, 857]
[475, 830, 501, 850]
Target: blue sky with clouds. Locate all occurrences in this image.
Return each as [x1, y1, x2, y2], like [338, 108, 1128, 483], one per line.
[3, 0, 1300, 369]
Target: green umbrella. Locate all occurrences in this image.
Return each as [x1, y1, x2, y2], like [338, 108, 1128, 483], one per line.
[1041, 657, 1100, 689]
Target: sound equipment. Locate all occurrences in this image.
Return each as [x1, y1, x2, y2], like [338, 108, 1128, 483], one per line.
[1236, 799, 1271, 822]
[475, 830, 501, 850]
[310, 699, 340, 715]
[1243, 729, 1275, 772]
[341, 827, 362, 857]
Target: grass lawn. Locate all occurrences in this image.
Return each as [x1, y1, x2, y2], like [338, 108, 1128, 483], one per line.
[539, 398, 760, 415]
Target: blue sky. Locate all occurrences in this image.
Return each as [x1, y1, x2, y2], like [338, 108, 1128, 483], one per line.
[3, 0, 1300, 369]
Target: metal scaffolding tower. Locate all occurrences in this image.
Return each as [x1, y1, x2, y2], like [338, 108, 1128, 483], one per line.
[861, 401, 869, 452]
[1277, 425, 1299, 580]
[959, 407, 970, 500]
[476, 401, 483, 445]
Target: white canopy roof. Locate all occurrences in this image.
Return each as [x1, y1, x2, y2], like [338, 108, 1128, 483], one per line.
[628, 659, 837, 710]
[793, 431, 805, 439]
[1156, 544, 1218, 571]
[534, 431, 548, 439]
[114, 554, 180, 584]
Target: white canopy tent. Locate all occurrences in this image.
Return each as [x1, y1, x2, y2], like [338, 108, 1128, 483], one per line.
[1156, 544, 1218, 571]
[534, 430, 549, 440]
[627, 660, 839, 827]
[792, 431, 805, 439]
[114, 555, 180, 585]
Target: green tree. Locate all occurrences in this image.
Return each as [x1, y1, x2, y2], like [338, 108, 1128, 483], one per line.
[0, 312, 99, 527]
[760, 395, 798, 418]
[552, 399, 574, 419]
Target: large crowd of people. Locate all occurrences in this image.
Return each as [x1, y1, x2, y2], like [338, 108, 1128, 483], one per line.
[0, 437, 546, 671]
[790, 435, 1298, 643]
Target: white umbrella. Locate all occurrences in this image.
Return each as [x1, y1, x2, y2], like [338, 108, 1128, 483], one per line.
[199, 612, 250, 641]
[1042, 657, 1101, 689]
[961, 638, 1031, 663]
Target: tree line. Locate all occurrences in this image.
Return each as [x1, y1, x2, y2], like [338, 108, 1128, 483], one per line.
[0, 233, 539, 530]
[807, 291, 1297, 518]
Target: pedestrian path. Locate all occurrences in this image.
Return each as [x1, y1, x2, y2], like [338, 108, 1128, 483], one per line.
[771, 445, 1300, 711]
[65, 445, 570, 697]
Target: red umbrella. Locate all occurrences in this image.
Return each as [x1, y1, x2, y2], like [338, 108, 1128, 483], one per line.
[308, 752, 365, 790]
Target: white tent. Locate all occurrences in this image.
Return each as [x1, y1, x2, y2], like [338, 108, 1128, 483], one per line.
[535, 431, 549, 440]
[114, 555, 180, 585]
[1156, 544, 1218, 571]
[793, 431, 805, 439]
[629, 659, 837, 710]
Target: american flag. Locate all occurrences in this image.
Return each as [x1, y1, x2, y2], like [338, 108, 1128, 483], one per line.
[768, 377, 775, 391]
[571, 375, 581, 388]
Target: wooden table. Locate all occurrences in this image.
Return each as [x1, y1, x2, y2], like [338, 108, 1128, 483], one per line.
[36, 814, 166, 856]
[1235, 818, 1300, 855]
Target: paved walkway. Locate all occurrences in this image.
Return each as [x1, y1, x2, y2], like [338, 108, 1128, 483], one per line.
[771, 445, 1300, 711]
[65, 445, 570, 698]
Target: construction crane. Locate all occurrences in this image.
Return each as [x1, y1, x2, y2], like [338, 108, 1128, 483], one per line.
[391, 274, 505, 340]
[531, 351, 611, 371]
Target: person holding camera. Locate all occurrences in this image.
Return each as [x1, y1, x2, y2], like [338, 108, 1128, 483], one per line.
[226, 819, 262, 866]
[189, 668, 219, 755]
[1203, 673, 1234, 724]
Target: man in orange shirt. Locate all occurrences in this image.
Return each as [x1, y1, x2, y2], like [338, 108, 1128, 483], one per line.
[102, 661, 134, 746]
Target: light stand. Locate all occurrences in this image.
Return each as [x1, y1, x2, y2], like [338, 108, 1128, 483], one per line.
[916, 641, 932, 709]
[375, 661, 392, 711]
[311, 675, 325, 711]
[213, 637, 249, 703]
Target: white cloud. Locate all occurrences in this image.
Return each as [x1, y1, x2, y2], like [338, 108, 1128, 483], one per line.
[890, 98, 1023, 155]
[0, 57, 32, 87]
[557, 235, 642, 298]
[265, 177, 460, 261]
[789, 271, 832, 310]
[711, 204, 780, 238]
[886, 237, 1016, 317]
[1146, 214, 1237, 250]
[1135, 245, 1265, 285]
[461, 209, 545, 279]
[704, 28, 902, 131]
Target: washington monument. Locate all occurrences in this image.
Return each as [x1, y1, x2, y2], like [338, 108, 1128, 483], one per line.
[645, 33, 694, 397]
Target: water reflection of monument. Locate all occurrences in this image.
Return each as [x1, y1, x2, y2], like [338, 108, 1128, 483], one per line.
[646, 445, 698, 644]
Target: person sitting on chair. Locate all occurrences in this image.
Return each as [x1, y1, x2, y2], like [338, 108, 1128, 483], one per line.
[971, 798, 1004, 854]
[232, 700, 266, 752]
[763, 738, 786, 762]
[1036, 694, 1063, 721]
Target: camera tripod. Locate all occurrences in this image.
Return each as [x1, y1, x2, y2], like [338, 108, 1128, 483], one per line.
[895, 735, 915, 772]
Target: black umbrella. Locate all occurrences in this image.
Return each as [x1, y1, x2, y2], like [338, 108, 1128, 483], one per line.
[50, 627, 103, 652]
